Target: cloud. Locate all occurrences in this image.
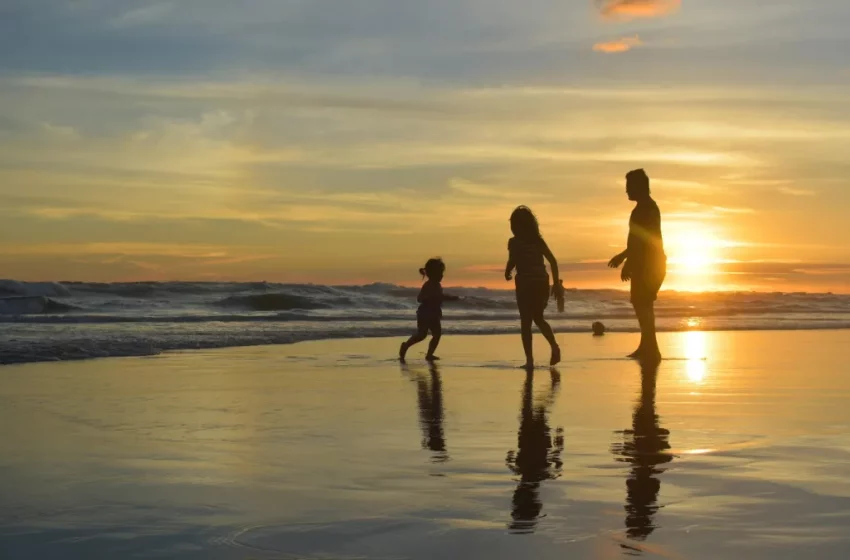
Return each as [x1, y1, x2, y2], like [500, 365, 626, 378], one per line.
[593, 35, 643, 54]
[779, 187, 816, 196]
[595, 0, 681, 20]
[109, 3, 174, 29]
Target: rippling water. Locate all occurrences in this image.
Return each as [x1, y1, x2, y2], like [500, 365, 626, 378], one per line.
[2, 279, 849, 363]
[2, 331, 849, 559]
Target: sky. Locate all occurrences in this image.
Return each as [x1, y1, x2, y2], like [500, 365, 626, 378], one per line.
[1, 0, 849, 291]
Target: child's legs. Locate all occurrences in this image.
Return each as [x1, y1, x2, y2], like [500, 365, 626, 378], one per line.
[405, 318, 429, 348]
[520, 312, 534, 363]
[532, 311, 558, 349]
[426, 321, 442, 357]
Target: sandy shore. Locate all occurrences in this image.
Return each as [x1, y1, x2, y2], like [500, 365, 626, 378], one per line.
[2, 330, 850, 559]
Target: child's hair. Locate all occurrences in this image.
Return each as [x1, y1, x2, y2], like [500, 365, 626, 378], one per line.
[510, 206, 542, 240]
[419, 257, 446, 279]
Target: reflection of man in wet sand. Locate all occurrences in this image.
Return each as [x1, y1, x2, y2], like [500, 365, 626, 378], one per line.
[611, 359, 673, 546]
[409, 363, 448, 463]
[505, 369, 564, 533]
[608, 169, 667, 361]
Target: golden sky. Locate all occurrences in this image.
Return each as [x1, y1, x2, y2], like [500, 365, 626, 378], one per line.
[0, 0, 848, 291]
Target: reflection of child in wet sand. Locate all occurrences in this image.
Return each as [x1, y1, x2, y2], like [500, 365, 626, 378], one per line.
[505, 206, 562, 368]
[399, 258, 459, 362]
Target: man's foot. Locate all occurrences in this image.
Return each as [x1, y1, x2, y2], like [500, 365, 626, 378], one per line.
[425, 355, 440, 362]
[627, 348, 643, 359]
[399, 342, 408, 361]
[641, 348, 662, 364]
[522, 361, 534, 370]
[550, 345, 561, 366]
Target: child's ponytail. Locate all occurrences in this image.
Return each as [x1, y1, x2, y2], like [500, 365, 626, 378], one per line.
[419, 258, 446, 280]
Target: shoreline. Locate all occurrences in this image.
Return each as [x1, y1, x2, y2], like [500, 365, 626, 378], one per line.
[2, 325, 849, 367]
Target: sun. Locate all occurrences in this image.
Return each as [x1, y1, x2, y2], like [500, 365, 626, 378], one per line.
[664, 223, 728, 290]
[674, 231, 718, 274]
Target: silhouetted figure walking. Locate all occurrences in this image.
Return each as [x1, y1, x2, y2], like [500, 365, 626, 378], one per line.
[611, 359, 672, 547]
[608, 169, 667, 360]
[400, 258, 459, 362]
[505, 369, 564, 533]
[505, 206, 563, 368]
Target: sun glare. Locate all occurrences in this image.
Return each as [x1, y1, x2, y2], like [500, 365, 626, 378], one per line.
[665, 223, 729, 291]
[684, 330, 708, 384]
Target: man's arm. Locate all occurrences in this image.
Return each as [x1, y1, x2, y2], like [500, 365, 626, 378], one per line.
[608, 248, 628, 268]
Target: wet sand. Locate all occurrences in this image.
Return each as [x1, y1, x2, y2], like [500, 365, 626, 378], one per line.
[2, 330, 850, 559]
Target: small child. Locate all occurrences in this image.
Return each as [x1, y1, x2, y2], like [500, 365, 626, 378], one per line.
[399, 258, 459, 362]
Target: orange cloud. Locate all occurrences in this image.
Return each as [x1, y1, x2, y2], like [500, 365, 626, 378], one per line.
[596, 0, 680, 20]
[593, 35, 643, 53]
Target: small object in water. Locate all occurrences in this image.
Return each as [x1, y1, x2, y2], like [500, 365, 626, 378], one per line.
[556, 279, 565, 313]
[592, 321, 605, 336]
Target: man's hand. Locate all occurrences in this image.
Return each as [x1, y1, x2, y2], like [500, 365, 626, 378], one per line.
[620, 261, 632, 282]
[608, 252, 626, 269]
[505, 271, 513, 281]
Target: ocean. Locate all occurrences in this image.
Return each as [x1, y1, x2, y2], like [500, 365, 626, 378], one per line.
[1, 279, 848, 364]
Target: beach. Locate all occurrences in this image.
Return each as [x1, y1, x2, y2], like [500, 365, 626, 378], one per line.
[2, 329, 850, 559]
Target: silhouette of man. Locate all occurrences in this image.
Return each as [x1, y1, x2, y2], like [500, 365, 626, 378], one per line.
[608, 169, 667, 360]
[611, 359, 672, 545]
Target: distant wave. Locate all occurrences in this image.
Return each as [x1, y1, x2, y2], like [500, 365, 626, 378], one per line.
[216, 293, 331, 311]
[0, 280, 72, 298]
[0, 296, 79, 315]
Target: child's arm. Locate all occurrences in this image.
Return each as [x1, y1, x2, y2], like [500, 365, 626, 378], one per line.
[505, 239, 516, 281]
[541, 240, 560, 295]
[417, 283, 432, 304]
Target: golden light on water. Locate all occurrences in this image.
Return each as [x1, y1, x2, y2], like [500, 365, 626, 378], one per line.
[684, 330, 708, 384]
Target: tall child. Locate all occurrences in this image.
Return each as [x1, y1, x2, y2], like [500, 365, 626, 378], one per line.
[505, 206, 562, 368]
[399, 258, 459, 362]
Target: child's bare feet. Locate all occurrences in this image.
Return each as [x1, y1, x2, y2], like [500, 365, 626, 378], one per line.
[425, 354, 440, 362]
[522, 361, 534, 370]
[399, 342, 408, 361]
[550, 345, 561, 366]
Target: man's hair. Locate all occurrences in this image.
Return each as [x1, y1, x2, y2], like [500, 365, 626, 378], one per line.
[626, 168, 650, 195]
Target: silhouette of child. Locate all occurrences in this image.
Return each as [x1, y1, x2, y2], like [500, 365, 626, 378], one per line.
[399, 258, 459, 362]
[505, 206, 562, 368]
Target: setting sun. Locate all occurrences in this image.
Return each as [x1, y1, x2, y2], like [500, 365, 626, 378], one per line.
[664, 223, 731, 291]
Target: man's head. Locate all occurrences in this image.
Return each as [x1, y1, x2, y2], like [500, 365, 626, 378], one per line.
[626, 169, 650, 201]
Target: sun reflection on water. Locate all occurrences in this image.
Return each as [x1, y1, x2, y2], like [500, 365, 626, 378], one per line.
[684, 330, 708, 384]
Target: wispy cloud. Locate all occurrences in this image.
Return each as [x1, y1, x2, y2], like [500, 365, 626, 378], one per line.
[595, 0, 681, 20]
[594, 35, 643, 54]
[779, 186, 816, 196]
